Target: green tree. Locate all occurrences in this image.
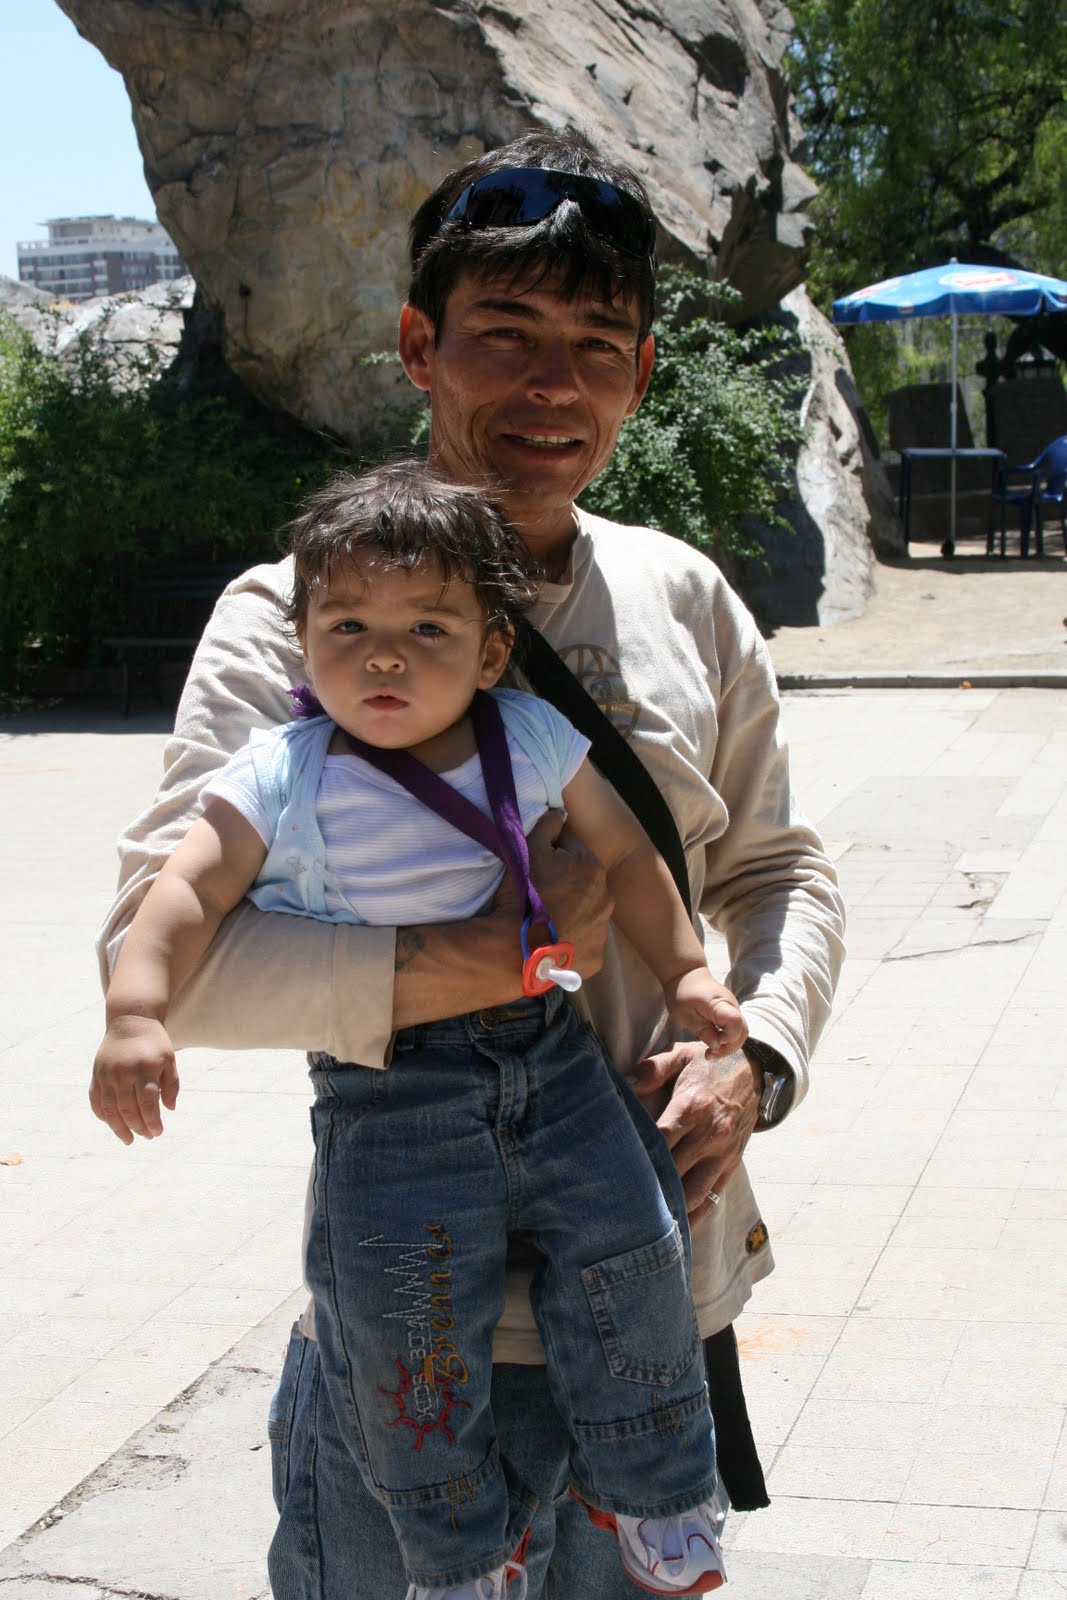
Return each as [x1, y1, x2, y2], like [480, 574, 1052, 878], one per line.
[790, 0, 1067, 302]
[0, 310, 344, 692]
[581, 268, 805, 569]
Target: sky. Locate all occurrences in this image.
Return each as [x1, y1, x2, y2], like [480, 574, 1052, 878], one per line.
[0, 0, 156, 280]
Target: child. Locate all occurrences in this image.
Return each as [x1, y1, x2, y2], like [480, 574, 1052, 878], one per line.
[91, 463, 745, 1600]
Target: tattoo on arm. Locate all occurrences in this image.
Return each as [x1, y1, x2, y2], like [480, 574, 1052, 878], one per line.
[394, 929, 426, 974]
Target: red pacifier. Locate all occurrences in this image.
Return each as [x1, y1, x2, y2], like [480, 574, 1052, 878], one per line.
[520, 917, 582, 997]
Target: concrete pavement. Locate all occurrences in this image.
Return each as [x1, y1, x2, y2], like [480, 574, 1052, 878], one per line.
[2, 680, 1066, 1598]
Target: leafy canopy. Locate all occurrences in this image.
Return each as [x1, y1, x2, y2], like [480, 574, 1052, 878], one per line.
[790, 0, 1067, 301]
[0, 307, 343, 692]
[580, 267, 805, 568]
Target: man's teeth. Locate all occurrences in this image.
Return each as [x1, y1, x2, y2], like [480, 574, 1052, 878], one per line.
[514, 434, 576, 448]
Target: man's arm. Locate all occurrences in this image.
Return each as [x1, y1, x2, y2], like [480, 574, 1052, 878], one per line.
[700, 628, 845, 1090]
[631, 616, 845, 1219]
[98, 562, 610, 1065]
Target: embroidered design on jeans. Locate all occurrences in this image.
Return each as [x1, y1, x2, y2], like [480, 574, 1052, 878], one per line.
[447, 1456, 480, 1528]
[362, 1223, 471, 1451]
[652, 1392, 694, 1446]
[380, 1356, 471, 1450]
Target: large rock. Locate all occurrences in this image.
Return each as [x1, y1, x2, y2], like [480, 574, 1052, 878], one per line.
[737, 287, 903, 628]
[54, 0, 815, 441]
[0, 272, 195, 387]
[0, 275, 60, 345]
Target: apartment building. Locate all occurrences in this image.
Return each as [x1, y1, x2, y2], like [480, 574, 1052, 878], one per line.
[17, 215, 186, 301]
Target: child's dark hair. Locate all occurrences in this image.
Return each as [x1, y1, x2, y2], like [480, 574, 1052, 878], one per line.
[284, 462, 541, 634]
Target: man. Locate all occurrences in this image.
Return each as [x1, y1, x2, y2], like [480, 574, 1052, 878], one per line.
[97, 129, 844, 1598]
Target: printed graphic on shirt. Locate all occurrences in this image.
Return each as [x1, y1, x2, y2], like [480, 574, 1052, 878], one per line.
[745, 1220, 770, 1255]
[361, 1224, 471, 1450]
[556, 643, 640, 739]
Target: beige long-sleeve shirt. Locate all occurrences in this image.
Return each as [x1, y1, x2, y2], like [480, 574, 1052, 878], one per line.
[98, 509, 844, 1359]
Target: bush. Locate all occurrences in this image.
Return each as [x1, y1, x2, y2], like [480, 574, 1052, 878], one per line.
[580, 267, 806, 567]
[0, 310, 345, 692]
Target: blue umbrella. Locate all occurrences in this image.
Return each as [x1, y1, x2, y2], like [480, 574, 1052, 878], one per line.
[833, 262, 1067, 549]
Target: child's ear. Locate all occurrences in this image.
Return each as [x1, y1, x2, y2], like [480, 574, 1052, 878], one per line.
[478, 625, 514, 688]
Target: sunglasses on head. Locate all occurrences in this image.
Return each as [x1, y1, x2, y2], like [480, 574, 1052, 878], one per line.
[444, 167, 657, 260]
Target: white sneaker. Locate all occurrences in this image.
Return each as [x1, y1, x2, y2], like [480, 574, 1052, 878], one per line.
[405, 1536, 530, 1600]
[613, 1499, 726, 1594]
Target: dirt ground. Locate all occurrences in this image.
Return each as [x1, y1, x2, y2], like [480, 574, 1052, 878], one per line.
[765, 538, 1067, 678]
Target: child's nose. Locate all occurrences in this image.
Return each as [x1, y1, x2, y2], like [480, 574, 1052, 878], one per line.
[366, 636, 405, 672]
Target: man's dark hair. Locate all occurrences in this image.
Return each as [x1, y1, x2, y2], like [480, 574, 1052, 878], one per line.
[285, 461, 541, 634]
[408, 129, 658, 342]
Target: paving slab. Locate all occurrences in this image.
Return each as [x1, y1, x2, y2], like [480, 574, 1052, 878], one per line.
[2, 663, 1066, 1596]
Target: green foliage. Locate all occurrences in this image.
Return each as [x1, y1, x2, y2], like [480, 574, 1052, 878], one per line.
[788, 0, 1067, 444]
[790, 0, 1067, 303]
[580, 268, 806, 567]
[0, 309, 345, 690]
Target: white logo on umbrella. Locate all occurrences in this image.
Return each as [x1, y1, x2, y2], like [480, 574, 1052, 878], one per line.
[940, 268, 1019, 291]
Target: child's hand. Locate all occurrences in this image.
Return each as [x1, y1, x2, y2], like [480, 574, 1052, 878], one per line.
[665, 969, 748, 1056]
[90, 1017, 180, 1145]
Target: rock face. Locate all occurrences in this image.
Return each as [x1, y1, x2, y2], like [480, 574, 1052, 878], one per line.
[738, 288, 903, 629]
[50, 0, 888, 625]
[1, 272, 195, 386]
[55, 0, 815, 441]
[0, 275, 59, 345]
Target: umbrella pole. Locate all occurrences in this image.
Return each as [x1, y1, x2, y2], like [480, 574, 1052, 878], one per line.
[950, 309, 959, 553]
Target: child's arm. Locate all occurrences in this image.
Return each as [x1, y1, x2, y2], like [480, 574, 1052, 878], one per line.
[560, 760, 747, 1055]
[90, 798, 268, 1145]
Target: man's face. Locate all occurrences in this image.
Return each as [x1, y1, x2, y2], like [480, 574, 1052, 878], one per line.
[398, 270, 654, 547]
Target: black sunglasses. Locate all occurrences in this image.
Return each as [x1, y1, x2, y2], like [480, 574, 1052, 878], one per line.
[444, 167, 656, 260]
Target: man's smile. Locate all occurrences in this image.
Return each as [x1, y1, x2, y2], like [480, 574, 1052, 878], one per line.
[500, 431, 583, 450]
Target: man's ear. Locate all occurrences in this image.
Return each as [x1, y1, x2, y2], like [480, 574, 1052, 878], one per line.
[478, 625, 514, 688]
[625, 333, 655, 418]
[398, 303, 436, 393]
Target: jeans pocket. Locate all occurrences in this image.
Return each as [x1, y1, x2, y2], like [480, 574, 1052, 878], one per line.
[580, 1221, 700, 1387]
[267, 1325, 306, 1512]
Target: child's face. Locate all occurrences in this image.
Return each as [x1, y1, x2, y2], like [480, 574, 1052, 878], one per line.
[299, 556, 512, 758]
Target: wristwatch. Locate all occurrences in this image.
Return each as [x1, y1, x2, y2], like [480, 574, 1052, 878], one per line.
[743, 1042, 796, 1129]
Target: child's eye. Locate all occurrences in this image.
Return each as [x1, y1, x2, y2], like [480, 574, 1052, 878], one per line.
[412, 622, 446, 637]
[334, 619, 365, 634]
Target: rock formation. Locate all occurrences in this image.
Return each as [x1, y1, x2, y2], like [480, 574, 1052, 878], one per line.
[738, 288, 902, 629]
[55, 0, 814, 439]
[0, 276, 59, 346]
[51, 0, 895, 624]
[1, 273, 194, 386]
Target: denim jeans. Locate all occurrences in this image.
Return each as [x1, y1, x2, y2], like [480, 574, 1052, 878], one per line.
[301, 992, 717, 1589]
[269, 1332, 731, 1600]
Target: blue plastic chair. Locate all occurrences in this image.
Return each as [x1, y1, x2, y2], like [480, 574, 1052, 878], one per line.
[993, 434, 1067, 557]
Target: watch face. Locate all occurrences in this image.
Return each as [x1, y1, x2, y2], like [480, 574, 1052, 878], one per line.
[762, 1068, 795, 1126]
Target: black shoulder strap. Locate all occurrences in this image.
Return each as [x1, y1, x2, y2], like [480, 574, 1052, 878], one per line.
[516, 618, 692, 917]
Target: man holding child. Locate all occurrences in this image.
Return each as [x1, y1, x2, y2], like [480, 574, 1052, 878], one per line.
[96, 129, 845, 1598]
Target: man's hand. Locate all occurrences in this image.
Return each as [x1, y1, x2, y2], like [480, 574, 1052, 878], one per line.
[629, 1041, 761, 1225]
[511, 809, 614, 979]
[90, 1017, 180, 1145]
